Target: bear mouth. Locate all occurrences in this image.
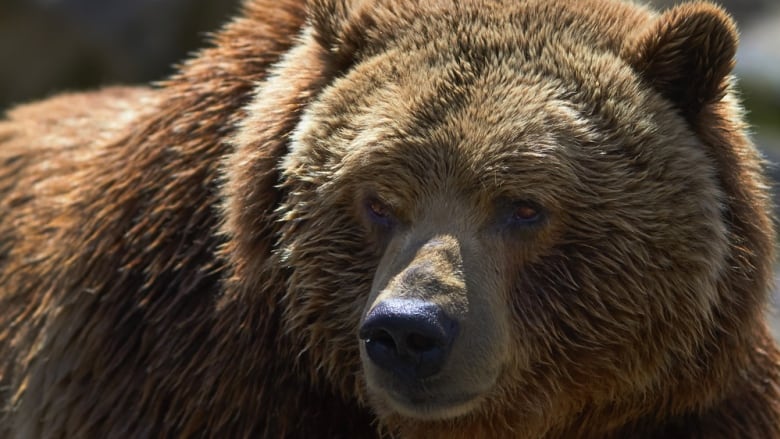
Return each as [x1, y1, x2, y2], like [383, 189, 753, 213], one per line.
[370, 383, 485, 420]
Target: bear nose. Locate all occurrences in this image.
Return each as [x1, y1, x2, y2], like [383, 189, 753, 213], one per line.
[359, 299, 458, 380]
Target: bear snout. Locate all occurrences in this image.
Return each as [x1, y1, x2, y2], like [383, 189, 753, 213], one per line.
[359, 298, 458, 380]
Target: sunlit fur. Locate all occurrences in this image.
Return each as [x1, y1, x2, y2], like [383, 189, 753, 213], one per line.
[2, 0, 779, 437]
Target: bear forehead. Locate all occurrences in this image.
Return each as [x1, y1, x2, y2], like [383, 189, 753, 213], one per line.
[294, 47, 676, 197]
[294, 66, 584, 209]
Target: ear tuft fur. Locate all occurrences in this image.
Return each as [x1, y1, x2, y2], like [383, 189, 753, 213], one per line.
[306, 0, 373, 73]
[623, 2, 738, 117]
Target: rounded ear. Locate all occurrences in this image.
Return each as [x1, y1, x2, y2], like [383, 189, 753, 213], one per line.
[622, 2, 738, 119]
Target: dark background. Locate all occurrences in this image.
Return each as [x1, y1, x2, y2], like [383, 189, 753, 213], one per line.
[1, 0, 779, 331]
[0, 0, 240, 109]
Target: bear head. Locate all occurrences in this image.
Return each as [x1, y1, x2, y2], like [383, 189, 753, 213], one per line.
[223, 0, 772, 436]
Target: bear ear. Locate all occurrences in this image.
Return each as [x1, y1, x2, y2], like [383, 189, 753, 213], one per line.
[622, 2, 738, 118]
[306, 0, 374, 74]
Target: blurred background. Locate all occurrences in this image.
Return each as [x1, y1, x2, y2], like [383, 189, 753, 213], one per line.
[0, 0, 240, 109]
[1, 0, 779, 333]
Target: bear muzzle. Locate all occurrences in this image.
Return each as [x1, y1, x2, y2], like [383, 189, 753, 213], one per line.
[358, 233, 503, 419]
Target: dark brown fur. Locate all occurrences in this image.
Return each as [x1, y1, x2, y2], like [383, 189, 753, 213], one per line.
[1, 0, 779, 437]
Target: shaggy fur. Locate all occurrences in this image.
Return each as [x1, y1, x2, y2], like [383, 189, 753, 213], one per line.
[1, 0, 779, 437]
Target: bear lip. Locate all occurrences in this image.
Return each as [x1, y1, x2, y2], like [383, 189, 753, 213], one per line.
[379, 387, 484, 420]
[364, 369, 491, 420]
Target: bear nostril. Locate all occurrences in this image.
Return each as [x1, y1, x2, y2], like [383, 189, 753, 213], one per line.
[406, 332, 437, 353]
[365, 329, 397, 350]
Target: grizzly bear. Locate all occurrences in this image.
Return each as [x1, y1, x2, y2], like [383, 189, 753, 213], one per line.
[1, 0, 779, 437]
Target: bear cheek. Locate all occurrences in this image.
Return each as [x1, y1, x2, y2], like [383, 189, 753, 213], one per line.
[358, 233, 508, 419]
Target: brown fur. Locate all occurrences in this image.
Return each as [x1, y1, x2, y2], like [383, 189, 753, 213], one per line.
[1, 0, 779, 437]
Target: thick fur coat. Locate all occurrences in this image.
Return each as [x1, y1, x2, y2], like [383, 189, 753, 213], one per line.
[1, 0, 779, 437]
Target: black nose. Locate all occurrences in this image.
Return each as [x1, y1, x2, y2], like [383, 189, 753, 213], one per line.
[359, 299, 458, 379]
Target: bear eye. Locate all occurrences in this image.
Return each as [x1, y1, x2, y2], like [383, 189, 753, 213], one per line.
[509, 201, 544, 225]
[365, 196, 395, 226]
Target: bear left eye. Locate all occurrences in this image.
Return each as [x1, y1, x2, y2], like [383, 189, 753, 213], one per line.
[365, 196, 395, 227]
[509, 201, 544, 225]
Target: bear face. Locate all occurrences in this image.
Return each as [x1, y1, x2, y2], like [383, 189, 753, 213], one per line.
[232, 0, 758, 434]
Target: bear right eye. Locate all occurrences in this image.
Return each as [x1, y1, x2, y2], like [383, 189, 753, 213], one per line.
[364, 197, 395, 227]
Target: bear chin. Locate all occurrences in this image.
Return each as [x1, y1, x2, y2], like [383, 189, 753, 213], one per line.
[368, 386, 485, 421]
[363, 362, 498, 420]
